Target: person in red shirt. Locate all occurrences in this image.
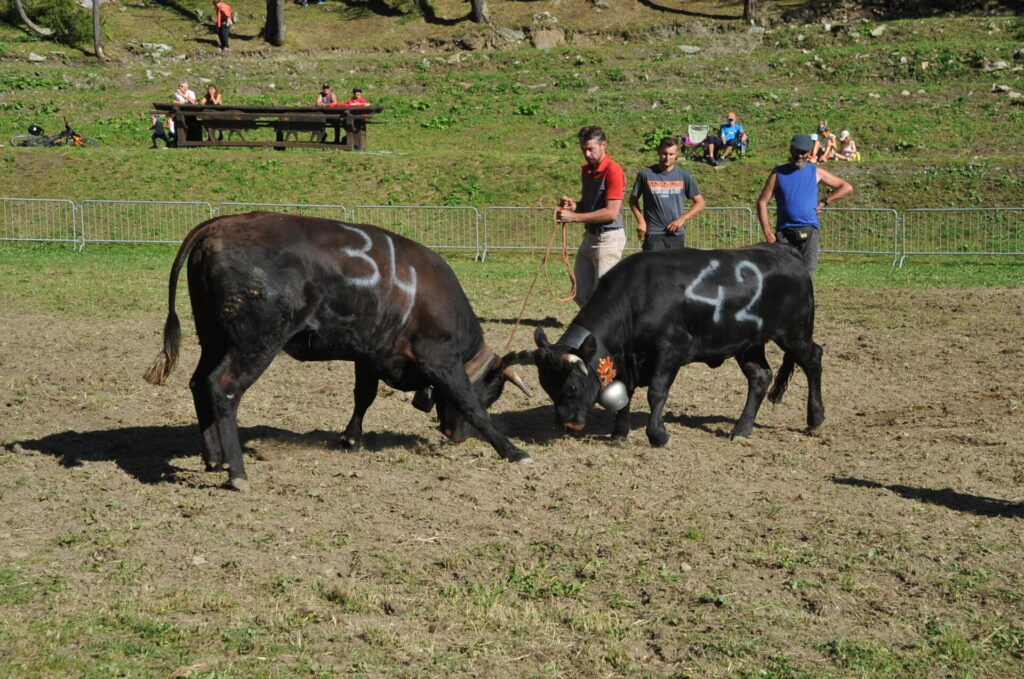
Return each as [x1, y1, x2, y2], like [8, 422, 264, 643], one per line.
[212, 0, 232, 52]
[341, 87, 369, 107]
[556, 126, 627, 307]
[336, 87, 370, 149]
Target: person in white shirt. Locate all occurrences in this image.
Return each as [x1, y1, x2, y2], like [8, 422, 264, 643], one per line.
[173, 81, 197, 105]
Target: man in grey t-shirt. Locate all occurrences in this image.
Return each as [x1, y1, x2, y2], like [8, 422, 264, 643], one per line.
[629, 137, 706, 251]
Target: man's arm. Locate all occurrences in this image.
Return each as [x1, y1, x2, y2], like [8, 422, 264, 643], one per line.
[557, 199, 623, 224]
[666, 193, 706, 233]
[815, 167, 852, 212]
[756, 171, 778, 243]
[629, 194, 646, 241]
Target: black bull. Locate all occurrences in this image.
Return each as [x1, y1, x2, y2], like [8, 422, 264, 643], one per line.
[507, 244, 825, 445]
[144, 212, 532, 491]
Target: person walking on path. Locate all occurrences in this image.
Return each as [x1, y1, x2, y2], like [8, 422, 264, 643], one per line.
[556, 126, 627, 307]
[213, 0, 232, 52]
[629, 136, 705, 251]
[756, 133, 852, 279]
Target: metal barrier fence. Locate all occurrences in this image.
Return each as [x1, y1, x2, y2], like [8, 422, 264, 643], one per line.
[767, 207, 902, 263]
[352, 205, 480, 256]
[79, 200, 216, 245]
[3, 199, 1023, 265]
[681, 206, 756, 249]
[818, 208, 901, 262]
[0, 198, 78, 245]
[217, 202, 349, 222]
[480, 207, 561, 258]
[481, 206, 755, 258]
[901, 208, 1024, 265]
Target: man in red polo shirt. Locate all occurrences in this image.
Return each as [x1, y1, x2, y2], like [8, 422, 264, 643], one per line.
[556, 126, 627, 307]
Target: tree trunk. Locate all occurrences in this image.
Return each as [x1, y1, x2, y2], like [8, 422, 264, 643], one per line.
[263, 0, 286, 46]
[13, 0, 54, 36]
[469, 0, 491, 24]
[93, 0, 108, 60]
[743, 0, 756, 23]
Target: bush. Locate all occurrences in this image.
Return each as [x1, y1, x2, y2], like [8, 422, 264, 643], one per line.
[31, 0, 91, 47]
[640, 125, 680, 151]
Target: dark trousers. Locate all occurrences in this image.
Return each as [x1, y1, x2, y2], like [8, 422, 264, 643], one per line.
[777, 225, 820, 279]
[642, 232, 687, 251]
[218, 25, 230, 49]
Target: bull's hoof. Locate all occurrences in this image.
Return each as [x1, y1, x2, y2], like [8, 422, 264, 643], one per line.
[730, 434, 753, 446]
[504, 449, 533, 464]
[647, 429, 670, 447]
[729, 425, 754, 440]
[339, 435, 360, 450]
[229, 476, 251, 493]
[611, 428, 630, 440]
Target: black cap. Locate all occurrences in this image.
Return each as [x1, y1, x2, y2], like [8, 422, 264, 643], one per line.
[353, 87, 362, 93]
[791, 134, 815, 153]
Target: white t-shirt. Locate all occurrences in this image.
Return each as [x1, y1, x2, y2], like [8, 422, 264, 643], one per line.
[173, 89, 196, 104]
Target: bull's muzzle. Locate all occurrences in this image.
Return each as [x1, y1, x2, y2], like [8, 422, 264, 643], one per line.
[443, 427, 470, 443]
[562, 421, 585, 433]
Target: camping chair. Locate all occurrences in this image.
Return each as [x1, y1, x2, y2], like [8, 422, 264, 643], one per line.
[682, 124, 709, 161]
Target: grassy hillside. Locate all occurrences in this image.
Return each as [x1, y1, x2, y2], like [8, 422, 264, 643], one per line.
[1, 2, 1023, 210]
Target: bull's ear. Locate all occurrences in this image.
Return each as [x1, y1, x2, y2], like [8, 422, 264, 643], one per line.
[579, 334, 598, 362]
[534, 327, 550, 349]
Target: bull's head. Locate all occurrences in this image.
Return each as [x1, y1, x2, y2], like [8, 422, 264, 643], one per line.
[502, 327, 604, 433]
[433, 354, 532, 444]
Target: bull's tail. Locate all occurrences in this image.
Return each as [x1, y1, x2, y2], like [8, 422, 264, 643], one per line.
[768, 353, 795, 404]
[143, 312, 181, 385]
[143, 218, 217, 385]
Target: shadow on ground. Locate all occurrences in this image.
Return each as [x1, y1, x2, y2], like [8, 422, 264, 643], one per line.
[6, 424, 426, 486]
[833, 477, 1024, 518]
[636, 0, 739, 20]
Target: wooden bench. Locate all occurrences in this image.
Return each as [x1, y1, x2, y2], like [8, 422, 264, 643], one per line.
[152, 103, 383, 150]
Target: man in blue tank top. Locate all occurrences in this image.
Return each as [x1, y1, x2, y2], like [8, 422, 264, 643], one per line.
[756, 134, 852, 278]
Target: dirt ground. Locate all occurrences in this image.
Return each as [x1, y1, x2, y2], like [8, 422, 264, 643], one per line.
[1, 286, 1022, 676]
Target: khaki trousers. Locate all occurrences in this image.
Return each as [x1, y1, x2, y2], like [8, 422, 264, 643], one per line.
[574, 228, 626, 308]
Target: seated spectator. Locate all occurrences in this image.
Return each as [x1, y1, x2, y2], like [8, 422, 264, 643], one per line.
[341, 87, 369, 107]
[808, 133, 821, 164]
[703, 112, 748, 166]
[836, 129, 860, 161]
[339, 87, 370, 148]
[200, 84, 223, 106]
[199, 84, 224, 141]
[316, 84, 337, 106]
[816, 123, 837, 163]
[172, 81, 196, 105]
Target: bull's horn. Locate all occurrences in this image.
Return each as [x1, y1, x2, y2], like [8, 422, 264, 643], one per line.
[499, 349, 536, 367]
[565, 354, 587, 374]
[502, 367, 533, 397]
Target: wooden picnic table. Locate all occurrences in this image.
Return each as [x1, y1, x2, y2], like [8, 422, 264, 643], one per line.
[152, 102, 383, 150]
